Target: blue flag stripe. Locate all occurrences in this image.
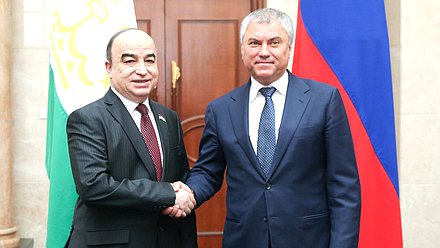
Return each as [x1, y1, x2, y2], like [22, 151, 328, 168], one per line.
[300, 0, 399, 194]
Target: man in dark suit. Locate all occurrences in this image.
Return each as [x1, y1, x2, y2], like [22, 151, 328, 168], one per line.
[65, 28, 197, 247]
[180, 8, 361, 248]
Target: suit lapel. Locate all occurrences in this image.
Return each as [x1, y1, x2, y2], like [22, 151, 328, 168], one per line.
[268, 73, 311, 179]
[150, 101, 169, 181]
[104, 90, 157, 180]
[228, 82, 266, 179]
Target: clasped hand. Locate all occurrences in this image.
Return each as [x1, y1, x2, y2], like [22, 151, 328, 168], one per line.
[162, 181, 196, 218]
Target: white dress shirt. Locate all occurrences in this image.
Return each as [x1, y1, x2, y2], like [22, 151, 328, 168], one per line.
[248, 71, 288, 154]
[111, 87, 164, 165]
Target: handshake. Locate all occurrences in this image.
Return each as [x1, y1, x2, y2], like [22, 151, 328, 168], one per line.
[162, 181, 196, 218]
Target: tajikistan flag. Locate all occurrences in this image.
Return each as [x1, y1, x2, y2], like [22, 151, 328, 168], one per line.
[45, 1, 137, 247]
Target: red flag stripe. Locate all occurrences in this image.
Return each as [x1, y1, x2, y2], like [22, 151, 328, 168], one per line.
[292, 8, 403, 247]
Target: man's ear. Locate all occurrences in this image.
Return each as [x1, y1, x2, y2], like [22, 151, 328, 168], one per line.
[105, 61, 112, 78]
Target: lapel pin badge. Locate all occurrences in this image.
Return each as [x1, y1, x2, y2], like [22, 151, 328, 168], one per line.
[159, 115, 166, 122]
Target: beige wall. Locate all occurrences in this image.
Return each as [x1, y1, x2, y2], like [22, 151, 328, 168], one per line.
[395, 0, 440, 247]
[8, 0, 440, 247]
[12, 0, 50, 248]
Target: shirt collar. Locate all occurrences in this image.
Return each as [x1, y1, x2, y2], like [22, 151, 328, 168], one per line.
[249, 70, 289, 103]
[111, 87, 151, 114]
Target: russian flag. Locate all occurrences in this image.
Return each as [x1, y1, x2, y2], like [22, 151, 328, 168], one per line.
[292, 1, 403, 247]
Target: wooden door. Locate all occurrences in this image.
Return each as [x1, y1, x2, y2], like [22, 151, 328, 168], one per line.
[134, 1, 265, 247]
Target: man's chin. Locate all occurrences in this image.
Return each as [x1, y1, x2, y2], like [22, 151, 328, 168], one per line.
[129, 89, 151, 101]
[254, 67, 275, 75]
[253, 72, 275, 84]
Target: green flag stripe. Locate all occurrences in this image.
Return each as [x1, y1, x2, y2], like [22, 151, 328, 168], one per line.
[45, 64, 77, 248]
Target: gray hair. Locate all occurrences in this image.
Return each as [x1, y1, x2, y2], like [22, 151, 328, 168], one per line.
[240, 8, 294, 45]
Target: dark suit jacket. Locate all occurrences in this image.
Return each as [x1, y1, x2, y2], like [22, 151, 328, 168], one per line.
[65, 89, 197, 248]
[186, 71, 361, 248]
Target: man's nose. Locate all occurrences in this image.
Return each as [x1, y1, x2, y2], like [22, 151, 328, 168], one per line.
[135, 61, 148, 75]
[259, 43, 270, 57]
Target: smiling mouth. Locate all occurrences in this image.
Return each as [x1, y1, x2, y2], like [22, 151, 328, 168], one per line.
[255, 61, 274, 64]
[133, 79, 151, 83]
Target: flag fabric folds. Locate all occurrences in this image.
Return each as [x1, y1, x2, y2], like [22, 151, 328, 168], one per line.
[292, 0, 403, 247]
[45, 1, 137, 247]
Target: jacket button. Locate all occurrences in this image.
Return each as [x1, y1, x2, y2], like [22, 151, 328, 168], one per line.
[265, 183, 271, 190]
[264, 217, 268, 222]
[159, 226, 165, 232]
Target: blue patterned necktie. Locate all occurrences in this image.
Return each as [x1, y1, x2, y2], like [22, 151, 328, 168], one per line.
[257, 87, 277, 178]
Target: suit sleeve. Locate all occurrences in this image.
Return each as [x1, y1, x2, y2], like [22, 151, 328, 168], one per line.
[325, 89, 361, 248]
[67, 108, 175, 211]
[186, 103, 227, 207]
